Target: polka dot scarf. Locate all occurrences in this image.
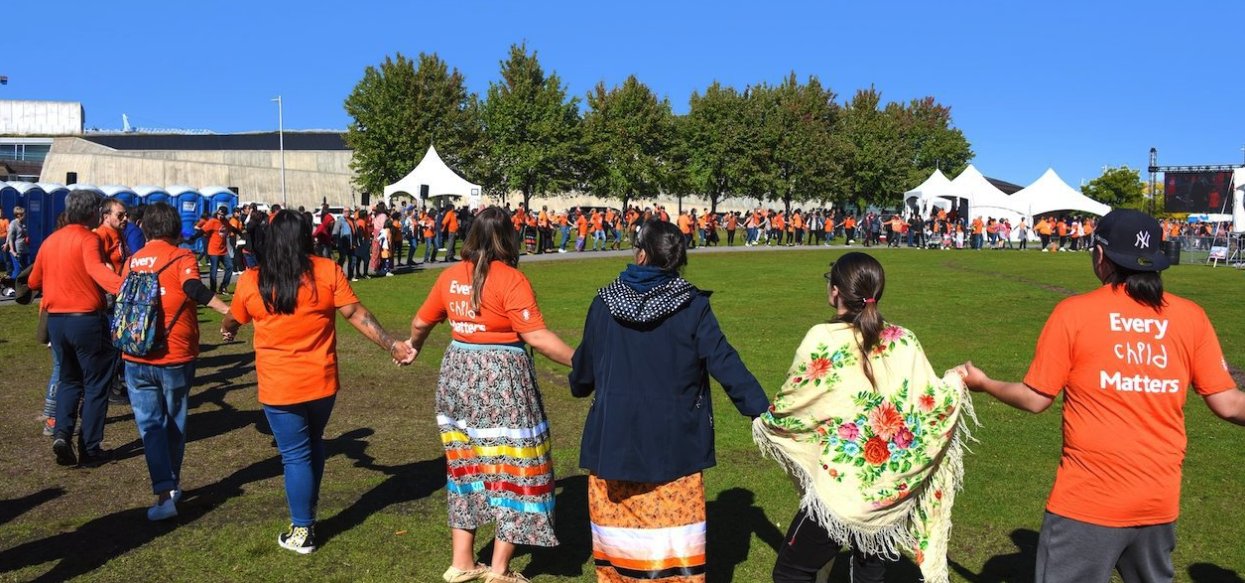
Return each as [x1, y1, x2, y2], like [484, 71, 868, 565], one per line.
[598, 276, 696, 324]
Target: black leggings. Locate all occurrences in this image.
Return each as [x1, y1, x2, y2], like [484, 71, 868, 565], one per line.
[772, 509, 891, 583]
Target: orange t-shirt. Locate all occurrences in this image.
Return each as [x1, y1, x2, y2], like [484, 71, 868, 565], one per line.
[201, 217, 228, 256]
[773, 214, 786, 230]
[1057, 221, 1069, 237]
[844, 217, 856, 229]
[577, 215, 589, 237]
[29, 225, 123, 313]
[1024, 285, 1235, 527]
[121, 240, 202, 366]
[971, 218, 984, 234]
[95, 225, 124, 273]
[443, 210, 459, 234]
[229, 256, 360, 406]
[416, 261, 546, 344]
[791, 213, 803, 229]
[676, 214, 691, 235]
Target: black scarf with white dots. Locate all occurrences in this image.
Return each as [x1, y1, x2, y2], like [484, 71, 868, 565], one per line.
[598, 277, 696, 324]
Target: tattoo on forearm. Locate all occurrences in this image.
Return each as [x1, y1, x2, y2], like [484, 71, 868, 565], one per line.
[361, 312, 396, 349]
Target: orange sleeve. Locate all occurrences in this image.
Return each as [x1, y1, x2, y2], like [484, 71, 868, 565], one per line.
[502, 272, 546, 333]
[1189, 308, 1236, 396]
[1023, 304, 1073, 396]
[327, 260, 359, 308]
[230, 271, 258, 325]
[416, 272, 448, 324]
[84, 236, 122, 294]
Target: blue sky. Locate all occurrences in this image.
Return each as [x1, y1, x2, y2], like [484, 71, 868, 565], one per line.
[6, 1, 1243, 190]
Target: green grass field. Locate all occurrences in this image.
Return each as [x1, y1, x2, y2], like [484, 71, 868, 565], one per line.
[1, 248, 1243, 582]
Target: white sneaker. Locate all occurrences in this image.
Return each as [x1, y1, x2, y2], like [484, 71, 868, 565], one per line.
[147, 497, 178, 521]
[384, 272, 394, 277]
[171, 489, 183, 504]
[351, 278, 359, 282]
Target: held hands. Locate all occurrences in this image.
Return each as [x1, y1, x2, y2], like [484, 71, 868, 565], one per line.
[220, 327, 235, 342]
[390, 339, 417, 366]
[958, 361, 989, 392]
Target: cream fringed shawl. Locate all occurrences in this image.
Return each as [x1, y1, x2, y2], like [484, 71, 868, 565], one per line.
[753, 322, 976, 583]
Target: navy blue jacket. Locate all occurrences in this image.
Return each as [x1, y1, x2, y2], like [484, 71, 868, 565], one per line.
[569, 290, 769, 483]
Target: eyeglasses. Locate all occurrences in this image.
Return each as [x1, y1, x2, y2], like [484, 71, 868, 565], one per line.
[113, 211, 127, 218]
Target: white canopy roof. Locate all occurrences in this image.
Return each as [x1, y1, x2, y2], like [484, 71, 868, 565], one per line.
[947, 164, 1014, 218]
[1009, 168, 1110, 217]
[1232, 168, 1245, 233]
[383, 145, 481, 202]
[903, 169, 955, 214]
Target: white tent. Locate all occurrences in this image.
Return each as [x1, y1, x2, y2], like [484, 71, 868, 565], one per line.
[1233, 168, 1245, 233]
[902, 169, 954, 215]
[383, 145, 482, 207]
[1010, 168, 1110, 218]
[947, 164, 1020, 221]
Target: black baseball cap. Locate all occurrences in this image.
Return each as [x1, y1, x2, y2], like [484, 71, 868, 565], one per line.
[1092, 209, 1170, 272]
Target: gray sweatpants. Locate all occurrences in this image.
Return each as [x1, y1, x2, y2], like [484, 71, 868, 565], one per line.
[1036, 511, 1175, 583]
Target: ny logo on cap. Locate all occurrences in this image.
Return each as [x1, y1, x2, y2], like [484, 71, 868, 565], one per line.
[1135, 231, 1151, 249]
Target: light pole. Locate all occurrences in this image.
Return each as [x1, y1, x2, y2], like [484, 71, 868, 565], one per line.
[272, 96, 286, 207]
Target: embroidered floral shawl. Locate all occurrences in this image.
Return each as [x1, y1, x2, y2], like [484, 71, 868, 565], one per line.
[753, 322, 975, 583]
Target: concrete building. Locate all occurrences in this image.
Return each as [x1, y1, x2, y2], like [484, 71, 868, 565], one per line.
[0, 100, 84, 135]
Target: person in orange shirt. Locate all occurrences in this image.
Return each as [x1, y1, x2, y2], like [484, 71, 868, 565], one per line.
[725, 211, 739, 246]
[969, 216, 984, 250]
[963, 209, 1245, 582]
[843, 215, 857, 245]
[1056, 218, 1070, 251]
[557, 211, 571, 252]
[222, 210, 411, 554]
[29, 190, 124, 467]
[590, 210, 606, 251]
[120, 203, 230, 520]
[824, 213, 836, 245]
[441, 205, 460, 262]
[96, 199, 128, 273]
[676, 211, 693, 249]
[403, 207, 573, 583]
[791, 211, 804, 246]
[199, 205, 239, 294]
[575, 208, 590, 252]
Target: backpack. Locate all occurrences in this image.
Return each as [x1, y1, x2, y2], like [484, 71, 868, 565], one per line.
[110, 259, 189, 357]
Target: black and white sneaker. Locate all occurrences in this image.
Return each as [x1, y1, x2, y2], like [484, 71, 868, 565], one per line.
[278, 524, 315, 554]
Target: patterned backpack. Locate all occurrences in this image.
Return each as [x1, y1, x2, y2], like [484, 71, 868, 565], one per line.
[110, 260, 188, 356]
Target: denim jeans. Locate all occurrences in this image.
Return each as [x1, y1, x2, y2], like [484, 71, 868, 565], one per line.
[559, 226, 572, 250]
[207, 254, 234, 293]
[263, 395, 336, 527]
[43, 347, 61, 418]
[9, 251, 27, 279]
[48, 313, 117, 454]
[126, 361, 193, 494]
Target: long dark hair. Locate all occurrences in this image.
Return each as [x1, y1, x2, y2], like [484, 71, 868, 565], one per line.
[460, 207, 519, 313]
[1094, 247, 1166, 311]
[257, 210, 314, 315]
[827, 252, 886, 389]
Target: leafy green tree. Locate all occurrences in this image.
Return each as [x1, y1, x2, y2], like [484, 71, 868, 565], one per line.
[834, 87, 911, 211]
[581, 75, 675, 211]
[344, 52, 481, 200]
[888, 97, 973, 190]
[479, 43, 582, 210]
[1083, 166, 1146, 209]
[751, 73, 840, 213]
[681, 82, 754, 213]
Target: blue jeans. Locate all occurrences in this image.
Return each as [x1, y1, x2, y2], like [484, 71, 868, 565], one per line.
[43, 347, 61, 418]
[263, 395, 335, 527]
[560, 226, 572, 250]
[126, 361, 193, 494]
[48, 313, 117, 454]
[9, 251, 27, 279]
[592, 230, 605, 251]
[207, 254, 234, 293]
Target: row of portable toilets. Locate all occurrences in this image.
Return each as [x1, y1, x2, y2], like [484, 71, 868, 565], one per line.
[0, 182, 239, 259]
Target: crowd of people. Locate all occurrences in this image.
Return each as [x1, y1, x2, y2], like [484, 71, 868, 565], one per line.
[11, 189, 1245, 583]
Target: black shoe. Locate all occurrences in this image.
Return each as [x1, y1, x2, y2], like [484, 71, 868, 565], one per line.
[77, 449, 112, 468]
[278, 523, 316, 554]
[53, 438, 76, 466]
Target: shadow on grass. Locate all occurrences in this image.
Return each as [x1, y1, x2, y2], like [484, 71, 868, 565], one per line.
[1189, 563, 1244, 583]
[706, 487, 784, 583]
[0, 454, 282, 582]
[0, 487, 65, 527]
[317, 427, 447, 546]
[478, 474, 592, 579]
[949, 528, 1038, 583]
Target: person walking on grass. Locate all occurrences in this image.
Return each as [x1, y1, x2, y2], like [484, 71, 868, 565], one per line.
[569, 219, 768, 583]
[755, 252, 974, 583]
[120, 203, 230, 521]
[402, 206, 574, 583]
[962, 209, 1245, 583]
[28, 190, 123, 467]
[221, 210, 412, 554]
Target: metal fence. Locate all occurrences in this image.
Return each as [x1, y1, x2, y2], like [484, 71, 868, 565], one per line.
[1174, 235, 1245, 267]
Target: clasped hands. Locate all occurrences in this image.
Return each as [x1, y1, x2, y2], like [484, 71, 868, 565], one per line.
[390, 338, 419, 366]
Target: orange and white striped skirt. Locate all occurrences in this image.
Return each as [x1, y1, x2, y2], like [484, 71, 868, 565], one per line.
[589, 472, 706, 582]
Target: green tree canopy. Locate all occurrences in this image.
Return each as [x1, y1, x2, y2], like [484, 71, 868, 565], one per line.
[343, 52, 480, 200]
[746, 73, 841, 213]
[479, 43, 582, 209]
[681, 82, 755, 213]
[581, 75, 674, 211]
[1083, 166, 1146, 209]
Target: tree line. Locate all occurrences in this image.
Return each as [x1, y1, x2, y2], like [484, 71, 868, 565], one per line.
[344, 43, 974, 214]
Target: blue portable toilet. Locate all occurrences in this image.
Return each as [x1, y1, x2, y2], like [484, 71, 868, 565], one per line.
[135, 185, 171, 208]
[0, 182, 22, 225]
[101, 185, 141, 210]
[169, 185, 205, 252]
[35, 184, 69, 260]
[13, 183, 47, 259]
[201, 185, 238, 217]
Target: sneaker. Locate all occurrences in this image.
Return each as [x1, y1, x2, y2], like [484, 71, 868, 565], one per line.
[147, 496, 178, 521]
[384, 272, 394, 277]
[42, 418, 55, 437]
[350, 278, 359, 282]
[78, 448, 112, 468]
[171, 488, 183, 504]
[443, 563, 490, 583]
[53, 438, 76, 466]
[278, 524, 316, 554]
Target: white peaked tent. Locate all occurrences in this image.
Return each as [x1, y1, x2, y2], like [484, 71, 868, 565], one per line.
[384, 145, 482, 206]
[1010, 168, 1110, 218]
[1232, 168, 1245, 233]
[947, 164, 1019, 221]
[903, 169, 954, 215]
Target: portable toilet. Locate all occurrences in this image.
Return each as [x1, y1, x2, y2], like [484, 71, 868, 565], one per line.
[135, 185, 171, 208]
[201, 185, 239, 216]
[101, 185, 141, 210]
[0, 182, 23, 225]
[169, 185, 205, 252]
[66, 183, 104, 195]
[35, 184, 69, 259]
[13, 183, 48, 259]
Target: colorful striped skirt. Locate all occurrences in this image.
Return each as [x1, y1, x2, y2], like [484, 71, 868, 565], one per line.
[589, 472, 706, 582]
[437, 341, 557, 547]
